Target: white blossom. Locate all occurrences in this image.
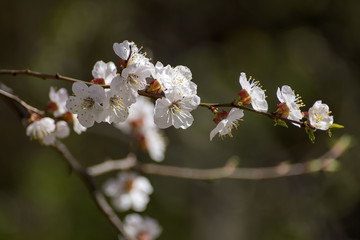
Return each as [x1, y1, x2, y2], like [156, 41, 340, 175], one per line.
[103, 172, 153, 212]
[151, 62, 197, 96]
[66, 82, 106, 128]
[26, 117, 56, 140]
[113, 40, 137, 61]
[100, 78, 133, 124]
[308, 100, 333, 130]
[92, 61, 117, 85]
[239, 72, 268, 112]
[210, 108, 244, 140]
[115, 97, 166, 162]
[154, 88, 200, 129]
[42, 121, 70, 145]
[276, 85, 303, 126]
[113, 40, 152, 67]
[123, 214, 162, 240]
[49, 87, 68, 117]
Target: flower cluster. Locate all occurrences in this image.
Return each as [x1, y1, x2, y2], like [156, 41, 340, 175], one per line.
[26, 87, 86, 145]
[66, 40, 200, 131]
[210, 73, 336, 141]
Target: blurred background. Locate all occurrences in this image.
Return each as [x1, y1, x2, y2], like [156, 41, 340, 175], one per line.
[0, 0, 359, 239]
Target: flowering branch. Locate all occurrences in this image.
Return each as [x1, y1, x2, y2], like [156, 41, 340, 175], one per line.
[0, 86, 130, 239]
[0, 69, 304, 127]
[199, 102, 305, 127]
[87, 135, 351, 180]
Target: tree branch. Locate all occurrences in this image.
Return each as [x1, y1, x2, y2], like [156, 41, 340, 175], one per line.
[53, 140, 130, 240]
[0, 69, 102, 87]
[87, 135, 351, 180]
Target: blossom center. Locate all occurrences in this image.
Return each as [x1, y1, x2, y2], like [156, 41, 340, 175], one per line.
[127, 74, 139, 86]
[110, 96, 126, 111]
[82, 97, 95, 109]
[237, 89, 252, 105]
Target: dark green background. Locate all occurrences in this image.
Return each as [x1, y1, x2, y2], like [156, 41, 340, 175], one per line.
[0, 0, 359, 239]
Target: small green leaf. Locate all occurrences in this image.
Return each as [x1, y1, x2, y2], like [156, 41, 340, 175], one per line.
[330, 123, 344, 129]
[274, 119, 288, 128]
[305, 126, 316, 143]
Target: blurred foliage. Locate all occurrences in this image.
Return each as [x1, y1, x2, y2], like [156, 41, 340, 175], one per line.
[0, 0, 360, 239]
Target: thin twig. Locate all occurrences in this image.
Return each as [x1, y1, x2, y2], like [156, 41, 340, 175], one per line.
[53, 141, 130, 240]
[0, 69, 105, 87]
[0, 88, 44, 115]
[87, 135, 351, 180]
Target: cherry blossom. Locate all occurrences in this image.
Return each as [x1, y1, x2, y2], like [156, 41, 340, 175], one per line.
[92, 61, 117, 85]
[42, 121, 70, 145]
[154, 88, 200, 129]
[48, 87, 68, 117]
[26, 117, 56, 141]
[66, 82, 106, 128]
[276, 85, 303, 126]
[210, 108, 244, 140]
[308, 100, 333, 130]
[103, 172, 153, 212]
[115, 97, 166, 162]
[238, 72, 268, 112]
[122, 214, 162, 240]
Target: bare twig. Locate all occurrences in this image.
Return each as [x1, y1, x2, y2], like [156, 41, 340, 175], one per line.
[0, 88, 44, 115]
[0, 69, 105, 87]
[53, 141, 130, 240]
[87, 135, 351, 180]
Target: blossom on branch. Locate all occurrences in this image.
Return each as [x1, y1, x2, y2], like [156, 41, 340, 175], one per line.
[308, 100, 333, 130]
[210, 108, 244, 140]
[48, 87, 68, 117]
[103, 172, 153, 212]
[238, 72, 268, 112]
[276, 85, 303, 127]
[42, 120, 70, 145]
[122, 214, 162, 240]
[91, 61, 117, 85]
[115, 97, 167, 162]
[26, 116, 56, 141]
[66, 82, 106, 128]
[154, 88, 200, 129]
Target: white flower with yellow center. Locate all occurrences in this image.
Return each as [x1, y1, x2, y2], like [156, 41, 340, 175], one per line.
[100, 79, 132, 124]
[210, 108, 244, 140]
[308, 100, 333, 130]
[154, 88, 200, 129]
[276, 85, 303, 126]
[66, 82, 106, 128]
[123, 214, 162, 240]
[103, 172, 153, 212]
[238, 72, 268, 112]
[26, 117, 56, 140]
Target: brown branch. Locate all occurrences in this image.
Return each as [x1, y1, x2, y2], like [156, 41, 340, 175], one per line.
[87, 135, 351, 180]
[0, 69, 106, 87]
[53, 140, 130, 240]
[0, 88, 44, 115]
